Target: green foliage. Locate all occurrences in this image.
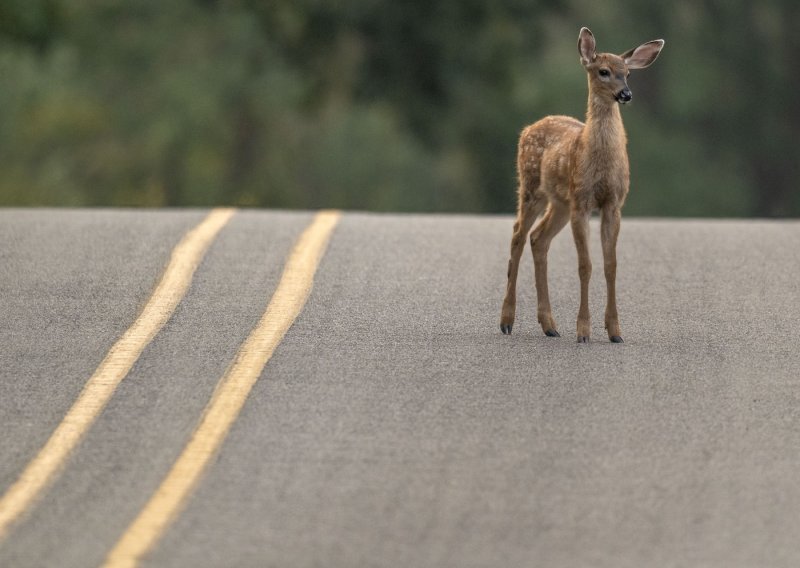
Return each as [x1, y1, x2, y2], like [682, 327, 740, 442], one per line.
[0, 0, 797, 216]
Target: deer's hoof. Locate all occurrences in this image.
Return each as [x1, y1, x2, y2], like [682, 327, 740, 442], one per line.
[577, 336, 590, 344]
[610, 335, 624, 343]
[501, 323, 513, 335]
[544, 329, 560, 337]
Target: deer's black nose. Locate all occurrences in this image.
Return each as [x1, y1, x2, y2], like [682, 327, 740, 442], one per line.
[617, 88, 632, 103]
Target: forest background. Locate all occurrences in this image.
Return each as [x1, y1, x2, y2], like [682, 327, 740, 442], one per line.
[1, 0, 797, 217]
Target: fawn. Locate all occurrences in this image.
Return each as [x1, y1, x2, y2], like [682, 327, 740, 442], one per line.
[500, 27, 664, 343]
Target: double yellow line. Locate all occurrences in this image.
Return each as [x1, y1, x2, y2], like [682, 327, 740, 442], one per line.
[0, 208, 341, 567]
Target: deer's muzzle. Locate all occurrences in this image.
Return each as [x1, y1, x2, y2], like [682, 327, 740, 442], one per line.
[616, 88, 632, 104]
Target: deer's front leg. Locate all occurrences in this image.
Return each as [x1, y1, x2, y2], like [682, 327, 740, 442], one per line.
[601, 206, 623, 343]
[571, 209, 592, 343]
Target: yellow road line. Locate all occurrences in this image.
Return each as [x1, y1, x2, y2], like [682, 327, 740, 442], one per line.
[103, 210, 341, 568]
[0, 208, 236, 542]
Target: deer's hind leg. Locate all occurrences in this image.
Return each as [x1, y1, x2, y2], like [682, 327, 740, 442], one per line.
[500, 187, 546, 334]
[530, 201, 570, 337]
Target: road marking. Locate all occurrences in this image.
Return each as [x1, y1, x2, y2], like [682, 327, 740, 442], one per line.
[0, 208, 236, 542]
[103, 210, 341, 568]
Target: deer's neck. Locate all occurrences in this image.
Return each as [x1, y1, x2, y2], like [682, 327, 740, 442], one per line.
[583, 93, 627, 158]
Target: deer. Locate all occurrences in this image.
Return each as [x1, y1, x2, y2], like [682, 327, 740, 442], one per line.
[500, 27, 664, 343]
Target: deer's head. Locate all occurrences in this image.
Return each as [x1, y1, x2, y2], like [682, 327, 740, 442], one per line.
[578, 27, 664, 105]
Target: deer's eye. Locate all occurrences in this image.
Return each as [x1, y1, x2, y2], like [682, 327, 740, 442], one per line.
[599, 69, 610, 78]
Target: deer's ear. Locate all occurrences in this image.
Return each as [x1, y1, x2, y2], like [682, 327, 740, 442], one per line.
[622, 39, 665, 70]
[578, 27, 596, 66]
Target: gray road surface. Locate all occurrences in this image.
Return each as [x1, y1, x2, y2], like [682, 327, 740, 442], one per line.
[1, 209, 800, 568]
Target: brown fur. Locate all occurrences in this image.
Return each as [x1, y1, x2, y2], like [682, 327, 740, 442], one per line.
[500, 28, 664, 342]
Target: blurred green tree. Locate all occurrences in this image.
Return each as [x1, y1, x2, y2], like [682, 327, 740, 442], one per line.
[0, 0, 797, 216]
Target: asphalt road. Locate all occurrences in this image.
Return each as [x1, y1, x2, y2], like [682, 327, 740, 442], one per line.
[1, 208, 800, 568]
